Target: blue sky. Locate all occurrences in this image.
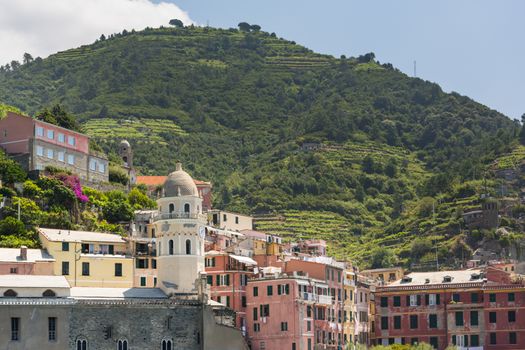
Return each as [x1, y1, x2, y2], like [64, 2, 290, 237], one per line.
[171, 0, 525, 119]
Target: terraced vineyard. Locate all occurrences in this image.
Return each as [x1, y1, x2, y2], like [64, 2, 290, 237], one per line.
[83, 118, 187, 144]
[493, 144, 525, 170]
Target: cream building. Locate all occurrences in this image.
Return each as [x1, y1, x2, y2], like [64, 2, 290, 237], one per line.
[154, 163, 206, 297]
[38, 228, 133, 288]
[209, 210, 253, 232]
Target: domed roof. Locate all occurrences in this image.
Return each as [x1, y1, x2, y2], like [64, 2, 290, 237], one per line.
[163, 163, 198, 197]
[120, 140, 131, 147]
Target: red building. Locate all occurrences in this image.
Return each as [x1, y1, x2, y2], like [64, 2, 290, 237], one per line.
[205, 251, 257, 333]
[0, 112, 108, 182]
[373, 267, 525, 350]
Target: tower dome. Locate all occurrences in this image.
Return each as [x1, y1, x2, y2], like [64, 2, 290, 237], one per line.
[163, 163, 198, 197]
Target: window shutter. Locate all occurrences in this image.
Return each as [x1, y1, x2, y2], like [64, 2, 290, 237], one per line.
[285, 284, 290, 295]
[226, 274, 230, 286]
[278, 285, 282, 295]
[452, 336, 456, 345]
[417, 295, 421, 306]
[216, 275, 220, 286]
[406, 296, 410, 306]
[425, 294, 429, 305]
[436, 294, 440, 305]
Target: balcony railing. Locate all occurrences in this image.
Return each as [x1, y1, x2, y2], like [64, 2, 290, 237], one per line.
[152, 212, 199, 221]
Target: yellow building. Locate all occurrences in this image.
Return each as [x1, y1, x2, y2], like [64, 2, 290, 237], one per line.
[361, 266, 404, 284]
[343, 269, 358, 348]
[38, 228, 133, 288]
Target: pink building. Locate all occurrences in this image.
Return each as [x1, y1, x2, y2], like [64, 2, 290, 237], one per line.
[205, 251, 257, 333]
[0, 246, 55, 275]
[0, 112, 108, 182]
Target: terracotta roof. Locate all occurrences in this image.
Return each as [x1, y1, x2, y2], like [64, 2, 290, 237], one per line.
[136, 176, 210, 187]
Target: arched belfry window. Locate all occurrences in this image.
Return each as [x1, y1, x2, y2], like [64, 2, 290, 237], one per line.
[186, 239, 191, 255]
[169, 240, 174, 255]
[169, 203, 175, 214]
[3, 289, 17, 297]
[76, 338, 88, 350]
[118, 339, 128, 350]
[162, 339, 173, 350]
[43, 289, 56, 297]
[184, 203, 190, 213]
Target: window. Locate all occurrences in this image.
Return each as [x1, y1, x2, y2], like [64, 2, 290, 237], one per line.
[452, 293, 460, 302]
[260, 304, 270, 317]
[242, 296, 246, 307]
[508, 310, 516, 322]
[411, 338, 418, 345]
[267, 285, 273, 296]
[136, 259, 148, 269]
[455, 312, 464, 326]
[490, 332, 497, 345]
[471, 311, 479, 326]
[117, 339, 128, 350]
[162, 339, 173, 350]
[36, 126, 44, 137]
[381, 297, 388, 307]
[43, 289, 56, 297]
[11, 317, 20, 341]
[82, 262, 89, 276]
[510, 332, 517, 344]
[253, 307, 258, 321]
[48, 317, 57, 341]
[115, 263, 122, 277]
[185, 239, 191, 255]
[169, 240, 174, 255]
[410, 315, 418, 329]
[471, 293, 479, 303]
[47, 129, 54, 139]
[429, 314, 438, 328]
[393, 296, 401, 307]
[36, 145, 44, 156]
[47, 149, 54, 159]
[98, 162, 105, 173]
[235, 216, 239, 224]
[489, 312, 497, 323]
[409, 294, 420, 306]
[223, 214, 227, 221]
[508, 293, 515, 302]
[140, 276, 146, 286]
[307, 320, 311, 331]
[489, 293, 496, 302]
[281, 322, 288, 331]
[4, 289, 17, 297]
[253, 286, 259, 297]
[381, 317, 388, 330]
[62, 242, 69, 251]
[77, 339, 88, 350]
[471, 335, 479, 347]
[253, 323, 260, 332]
[58, 133, 65, 143]
[68, 136, 76, 146]
[184, 203, 190, 213]
[58, 151, 64, 162]
[169, 203, 174, 213]
[89, 159, 96, 171]
[430, 337, 438, 349]
[9, 267, 17, 274]
[67, 154, 75, 165]
[394, 316, 401, 329]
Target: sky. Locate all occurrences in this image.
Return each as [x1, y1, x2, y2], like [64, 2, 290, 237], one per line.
[0, 0, 523, 119]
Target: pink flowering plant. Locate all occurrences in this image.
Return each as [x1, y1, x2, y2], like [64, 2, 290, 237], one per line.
[53, 173, 89, 203]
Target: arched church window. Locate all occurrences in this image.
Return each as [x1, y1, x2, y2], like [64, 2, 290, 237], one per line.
[76, 338, 88, 350]
[169, 240, 174, 255]
[3, 289, 17, 297]
[184, 203, 190, 213]
[43, 289, 56, 297]
[117, 339, 128, 350]
[169, 203, 175, 214]
[186, 239, 191, 255]
[162, 339, 172, 350]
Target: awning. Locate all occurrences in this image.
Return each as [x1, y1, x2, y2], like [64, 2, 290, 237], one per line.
[230, 254, 257, 266]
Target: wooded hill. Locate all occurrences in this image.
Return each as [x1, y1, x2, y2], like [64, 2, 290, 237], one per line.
[0, 25, 519, 267]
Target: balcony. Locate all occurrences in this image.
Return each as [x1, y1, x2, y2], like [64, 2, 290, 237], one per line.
[317, 295, 333, 305]
[152, 212, 200, 222]
[302, 292, 316, 302]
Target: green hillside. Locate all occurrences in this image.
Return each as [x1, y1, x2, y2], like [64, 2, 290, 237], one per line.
[0, 25, 519, 267]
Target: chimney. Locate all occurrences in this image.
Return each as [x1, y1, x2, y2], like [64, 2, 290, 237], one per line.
[20, 246, 27, 261]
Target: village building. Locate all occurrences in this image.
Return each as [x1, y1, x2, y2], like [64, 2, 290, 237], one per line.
[0, 112, 108, 183]
[361, 267, 405, 284]
[38, 227, 133, 288]
[209, 210, 254, 232]
[0, 246, 55, 275]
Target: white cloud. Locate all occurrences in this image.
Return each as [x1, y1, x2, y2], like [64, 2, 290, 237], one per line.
[0, 0, 193, 65]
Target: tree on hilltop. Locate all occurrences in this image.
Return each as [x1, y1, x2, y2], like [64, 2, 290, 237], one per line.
[169, 19, 184, 28]
[238, 22, 251, 32]
[520, 113, 525, 145]
[23, 53, 33, 65]
[250, 24, 261, 32]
